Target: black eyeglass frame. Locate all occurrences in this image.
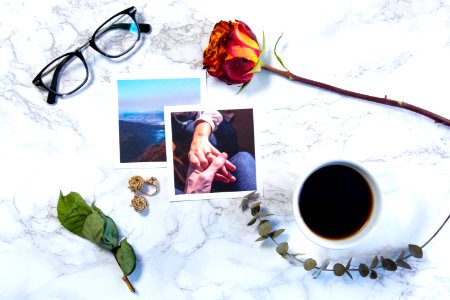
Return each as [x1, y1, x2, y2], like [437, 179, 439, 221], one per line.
[32, 6, 151, 104]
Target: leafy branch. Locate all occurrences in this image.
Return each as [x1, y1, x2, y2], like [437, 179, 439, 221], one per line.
[57, 191, 137, 293]
[240, 192, 449, 279]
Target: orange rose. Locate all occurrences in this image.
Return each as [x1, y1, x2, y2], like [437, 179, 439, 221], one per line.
[203, 20, 261, 85]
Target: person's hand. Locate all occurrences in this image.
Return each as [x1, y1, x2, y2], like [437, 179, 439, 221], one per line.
[185, 152, 236, 194]
[189, 121, 236, 182]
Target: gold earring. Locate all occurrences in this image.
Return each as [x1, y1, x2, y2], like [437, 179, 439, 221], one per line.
[131, 194, 148, 212]
[128, 176, 159, 196]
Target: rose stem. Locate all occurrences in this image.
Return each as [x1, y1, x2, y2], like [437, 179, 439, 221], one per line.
[261, 64, 450, 127]
[122, 276, 136, 293]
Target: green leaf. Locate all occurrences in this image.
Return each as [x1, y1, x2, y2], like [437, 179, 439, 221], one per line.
[258, 221, 272, 237]
[346, 270, 354, 280]
[396, 259, 412, 269]
[247, 216, 258, 226]
[333, 263, 346, 277]
[274, 33, 289, 72]
[276, 242, 289, 254]
[260, 31, 266, 54]
[313, 259, 330, 279]
[409, 244, 423, 258]
[114, 239, 136, 276]
[345, 258, 352, 270]
[370, 256, 379, 269]
[269, 229, 285, 239]
[358, 264, 370, 277]
[370, 270, 378, 280]
[246, 59, 263, 75]
[100, 215, 119, 250]
[255, 235, 269, 242]
[381, 256, 397, 271]
[82, 212, 105, 245]
[250, 202, 261, 216]
[57, 191, 93, 237]
[257, 213, 274, 218]
[304, 258, 317, 271]
[397, 250, 406, 261]
[236, 80, 252, 94]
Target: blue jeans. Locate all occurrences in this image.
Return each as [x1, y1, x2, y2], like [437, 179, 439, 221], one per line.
[212, 151, 257, 192]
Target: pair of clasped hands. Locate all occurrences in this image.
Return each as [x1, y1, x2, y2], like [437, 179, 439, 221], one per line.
[184, 121, 236, 194]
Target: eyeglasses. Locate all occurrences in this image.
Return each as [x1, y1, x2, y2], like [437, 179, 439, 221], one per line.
[32, 6, 151, 105]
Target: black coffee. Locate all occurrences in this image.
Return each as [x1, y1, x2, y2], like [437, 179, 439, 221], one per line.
[299, 164, 373, 240]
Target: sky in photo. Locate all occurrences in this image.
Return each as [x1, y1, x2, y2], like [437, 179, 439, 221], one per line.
[117, 77, 201, 113]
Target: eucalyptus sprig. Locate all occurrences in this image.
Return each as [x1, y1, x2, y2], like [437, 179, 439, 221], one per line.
[57, 191, 137, 292]
[240, 192, 449, 279]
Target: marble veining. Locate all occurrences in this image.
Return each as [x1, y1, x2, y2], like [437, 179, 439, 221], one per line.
[1, 0, 449, 299]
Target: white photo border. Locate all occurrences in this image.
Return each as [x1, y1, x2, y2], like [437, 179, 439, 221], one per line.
[164, 103, 263, 201]
[112, 71, 206, 169]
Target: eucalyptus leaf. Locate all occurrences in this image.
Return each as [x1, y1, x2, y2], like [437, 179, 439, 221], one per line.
[345, 270, 354, 280]
[313, 260, 329, 279]
[257, 213, 274, 218]
[370, 256, 379, 269]
[247, 216, 258, 226]
[304, 258, 317, 271]
[82, 212, 105, 245]
[250, 202, 261, 216]
[396, 259, 412, 269]
[397, 250, 405, 261]
[57, 191, 93, 237]
[381, 256, 397, 271]
[276, 242, 289, 254]
[114, 239, 136, 276]
[269, 229, 285, 239]
[333, 263, 346, 276]
[258, 221, 272, 237]
[345, 258, 352, 270]
[255, 235, 269, 242]
[409, 244, 423, 258]
[358, 264, 369, 277]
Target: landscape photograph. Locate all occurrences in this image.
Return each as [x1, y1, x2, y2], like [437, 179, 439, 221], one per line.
[116, 75, 202, 166]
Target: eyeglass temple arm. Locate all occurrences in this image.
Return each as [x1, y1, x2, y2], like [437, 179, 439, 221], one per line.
[46, 64, 63, 104]
[108, 23, 151, 33]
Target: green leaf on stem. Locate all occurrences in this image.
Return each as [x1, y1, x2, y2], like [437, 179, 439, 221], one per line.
[396, 259, 412, 269]
[258, 220, 272, 236]
[370, 270, 378, 280]
[276, 242, 289, 255]
[269, 229, 285, 239]
[358, 264, 370, 277]
[82, 212, 105, 245]
[313, 259, 330, 279]
[333, 263, 346, 276]
[409, 244, 423, 258]
[274, 33, 289, 72]
[114, 239, 136, 276]
[370, 256, 379, 269]
[57, 191, 93, 237]
[381, 256, 397, 271]
[247, 216, 258, 226]
[250, 202, 261, 216]
[304, 258, 317, 271]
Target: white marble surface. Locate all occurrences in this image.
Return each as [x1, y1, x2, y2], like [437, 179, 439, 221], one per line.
[1, 0, 450, 299]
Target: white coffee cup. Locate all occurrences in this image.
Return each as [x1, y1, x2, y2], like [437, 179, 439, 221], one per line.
[292, 160, 382, 249]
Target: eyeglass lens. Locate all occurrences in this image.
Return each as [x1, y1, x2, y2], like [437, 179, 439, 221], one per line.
[39, 12, 140, 96]
[94, 13, 140, 57]
[41, 54, 88, 95]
